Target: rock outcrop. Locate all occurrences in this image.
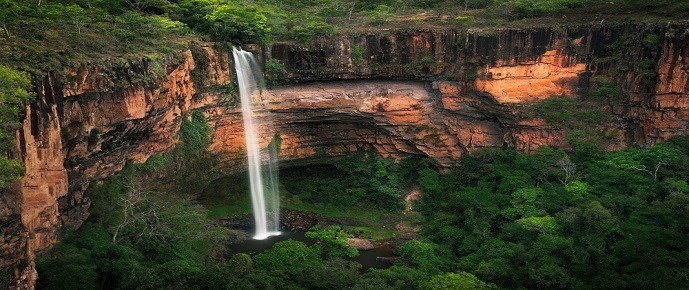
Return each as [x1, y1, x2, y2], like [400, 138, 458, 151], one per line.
[347, 238, 375, 251]
[2, 22, 689, 288]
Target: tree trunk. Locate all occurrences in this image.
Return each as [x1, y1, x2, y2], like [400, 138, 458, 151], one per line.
[1, 23, 9, 38]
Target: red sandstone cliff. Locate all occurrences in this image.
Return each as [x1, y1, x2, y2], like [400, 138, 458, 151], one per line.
[1, 22, 688, 288]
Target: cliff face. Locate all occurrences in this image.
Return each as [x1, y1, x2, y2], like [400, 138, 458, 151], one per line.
[267, 23, 689, 148]
[2, 23, 689, 288]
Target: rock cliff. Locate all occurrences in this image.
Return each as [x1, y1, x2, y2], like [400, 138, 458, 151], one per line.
[2, 22, 688, 288]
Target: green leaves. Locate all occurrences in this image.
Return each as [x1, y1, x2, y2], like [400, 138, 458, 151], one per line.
[0, 157, 23, 188]
[421, 271, 496, 290]
[264, 59, 287, 88]
[368, 4, 393, 25]
[0, 0, 20, 37]
[397, 240, 454, 275]
[180, 110, 212, 150]
[203, 4, 270, 44]
[516, 216, 559, 234]
[284, 148, 404, 210]
[0, 64, 33, 188]
[502, 0, 584, 19]
[608, 145, 683, 180]
[305, 225, 358, 258]
[0, 65, 32, 137]
[415, 137, 689, 289]
[253, 240, 322, 272]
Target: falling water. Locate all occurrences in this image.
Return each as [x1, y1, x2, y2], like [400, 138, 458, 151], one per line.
[232, 47, 281, 240]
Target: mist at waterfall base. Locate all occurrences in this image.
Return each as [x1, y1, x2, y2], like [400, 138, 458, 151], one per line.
[232, 47, 281, 240]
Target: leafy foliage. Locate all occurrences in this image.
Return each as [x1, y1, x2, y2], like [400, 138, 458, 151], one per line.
[264, 59, 287, 88]
[0, 1, 191, 73]
[283, 148, 406, 210]
[415, 138, 689, 288]
[0, 64, 33, 187]
[421, 271, 496, 290]
[368, 4, 394, 25]
[36, 129, 689, 289]
[203, 3, 271, 44]
[396, 240, 455, 275]
[180, 110, 212, 150]
[305, 225, 359, 258]
[253, 239, 322, 271]
[504, 0, 584, 19]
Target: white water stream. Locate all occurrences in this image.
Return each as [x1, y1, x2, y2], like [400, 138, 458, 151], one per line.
[232, 47, 280, 240]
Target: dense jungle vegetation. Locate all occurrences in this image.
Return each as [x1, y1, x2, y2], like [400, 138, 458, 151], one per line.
[1, 0, 689, 289]
[32, 107, 689, 289]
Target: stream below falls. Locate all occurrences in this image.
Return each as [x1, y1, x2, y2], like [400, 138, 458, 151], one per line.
[227, 231, 396, 270]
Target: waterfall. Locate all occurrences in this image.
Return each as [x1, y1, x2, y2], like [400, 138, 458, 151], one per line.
[232, 47, 281, 240]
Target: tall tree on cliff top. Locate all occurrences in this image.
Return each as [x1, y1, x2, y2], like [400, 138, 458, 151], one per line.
[0, 0, 20, 38]
[0, 64, 33, 187]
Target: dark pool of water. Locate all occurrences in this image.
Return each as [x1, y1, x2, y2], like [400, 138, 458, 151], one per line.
[228, 231, 396, 270]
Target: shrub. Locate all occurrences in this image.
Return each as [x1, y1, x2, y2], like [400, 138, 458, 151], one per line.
[180, 110, 212, 150]
[502, 0, 584, 19]
[368, 5, 394, 25]
[290, 18, 335, 42]
[253, 240, 322, 272]
[203, 4, 270, 44]
[670, 2, 689, 17]
[454, 16, 475, 27]
[0, 64, 33, 187]
[264, 59, 287, 87]
[410, 0, 444, 8]
[421, 272, 496, 290]
[305, 225, 358, 258]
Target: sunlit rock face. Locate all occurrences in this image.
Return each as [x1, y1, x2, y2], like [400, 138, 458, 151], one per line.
[474, 48, 587, 104]
[3, 23, 689, 288]
[207, 79, 571, 168]
[632, 36, 689, 145]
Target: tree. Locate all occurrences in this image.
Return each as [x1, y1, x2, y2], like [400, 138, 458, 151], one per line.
[516, 216, 559, 234]
[35, 244, 99, 289]
[368, 4, 393, 25]
[253, 239, 322, 272]
[421, 272, 496, 290]
[357, 266, 428, 289]
[124, 0, 173, 14]
[0, 65, 33, 188]
[557, 155, 576, 185]
[0, 156, 23, 188]
[203, 4, 270, 44]
[609, 145, 682, 180]
[0, 0, 19, 38]
[0, 65, 32, 150]
[65, 4, 89, 34]
[110, 176, 152, 243]
[305, 225, 358, 258]
[502, 187, 545, 220]
[397, 240, 454, 275]
[180, 110, 212, 150]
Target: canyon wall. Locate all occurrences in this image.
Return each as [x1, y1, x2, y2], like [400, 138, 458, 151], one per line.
[2, 22, 688, 288]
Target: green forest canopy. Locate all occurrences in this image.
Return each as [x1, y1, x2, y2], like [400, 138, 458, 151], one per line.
[1, 0, 687, 73]
[34, 133, 689, 289]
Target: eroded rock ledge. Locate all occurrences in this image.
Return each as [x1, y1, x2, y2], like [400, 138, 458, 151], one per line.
[209, 80, 568, 168]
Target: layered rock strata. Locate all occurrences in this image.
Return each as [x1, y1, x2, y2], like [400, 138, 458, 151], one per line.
[2, 22, 689, 288]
